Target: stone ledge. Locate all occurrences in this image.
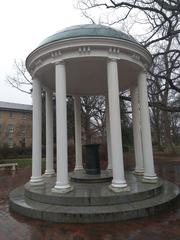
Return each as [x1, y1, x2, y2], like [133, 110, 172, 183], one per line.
[9, 180, 180, 223]
[23, 171, 164, 206]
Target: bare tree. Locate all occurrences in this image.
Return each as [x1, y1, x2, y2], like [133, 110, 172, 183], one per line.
[81, 96, 106, 143]
[76, 0, 180, 94]
[6, 59, 32, 94]
[76, 0, 180, 153]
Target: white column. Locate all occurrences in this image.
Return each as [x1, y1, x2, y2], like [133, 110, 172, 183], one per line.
[106, 99, 112, 170]
[44, 89, 55, 177]
[107, 58, 128, 191]
[131, 87, 144, 175]
[74, 96, 83, 171]
[52, 61, 72, 193]
[30, 78, 44, 185]
[138, 71, 157, 182]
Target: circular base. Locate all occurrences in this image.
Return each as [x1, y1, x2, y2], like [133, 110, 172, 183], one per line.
[85, 169, 100, 175]
[9, 171, 180, 223]
[70, 170, 112, 183]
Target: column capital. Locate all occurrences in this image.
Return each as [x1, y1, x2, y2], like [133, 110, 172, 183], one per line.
[44, 87, 53, 95]
[107, 57, 118, 63]
[55, 60, 65, 66]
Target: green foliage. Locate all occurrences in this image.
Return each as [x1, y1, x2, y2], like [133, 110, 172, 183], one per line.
[0, 145, 32, 159]
[0, 158, 17, 164]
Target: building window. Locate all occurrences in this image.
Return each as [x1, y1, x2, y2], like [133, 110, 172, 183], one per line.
[8, 138, 13, 148]
[19, 124, 26, 137]
[9, 112, 13, 119]
[22, 112, 26, 120]
[8, 124, 14, 133]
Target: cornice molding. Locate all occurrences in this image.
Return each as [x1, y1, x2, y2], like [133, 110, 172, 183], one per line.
[26, 38, 151, 76]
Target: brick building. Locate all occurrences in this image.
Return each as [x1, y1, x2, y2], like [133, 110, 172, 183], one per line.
[0, 101, 32, 148]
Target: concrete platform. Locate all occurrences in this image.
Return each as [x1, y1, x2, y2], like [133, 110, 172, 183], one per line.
[9, 171, 180, 223]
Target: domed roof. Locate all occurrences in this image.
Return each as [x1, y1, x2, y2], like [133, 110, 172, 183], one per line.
[38, 24, 138, 47]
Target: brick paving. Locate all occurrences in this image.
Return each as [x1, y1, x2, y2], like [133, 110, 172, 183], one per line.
[1, 156, 180, 240]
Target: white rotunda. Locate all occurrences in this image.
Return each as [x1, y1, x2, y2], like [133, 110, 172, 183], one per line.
[10, 25, 179, 223]
[26, 24, 157, 191]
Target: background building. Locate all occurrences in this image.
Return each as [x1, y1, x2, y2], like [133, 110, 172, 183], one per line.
[0, 101, 32, 148]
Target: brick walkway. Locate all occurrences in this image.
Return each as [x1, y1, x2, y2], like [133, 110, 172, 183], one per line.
[1, 156, 180, 240]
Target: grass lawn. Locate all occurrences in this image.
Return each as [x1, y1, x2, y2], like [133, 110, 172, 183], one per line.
[175, 146, 180, 154]
[16, 158, 32, 167]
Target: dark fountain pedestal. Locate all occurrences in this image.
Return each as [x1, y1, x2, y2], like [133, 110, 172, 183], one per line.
[70, 144, 112, 183]
[71, 143, 112, 183]
[85, 144, 100, 175]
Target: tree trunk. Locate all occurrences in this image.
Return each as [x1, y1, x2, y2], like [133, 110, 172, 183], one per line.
[162, 111, 175, 154]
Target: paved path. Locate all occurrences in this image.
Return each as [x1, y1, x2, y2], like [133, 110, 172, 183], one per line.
[1, 157, 180, 240]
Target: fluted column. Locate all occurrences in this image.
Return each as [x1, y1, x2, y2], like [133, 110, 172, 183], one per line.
[30, 78, 44, 185]
[44, 88, 55, 177]
[106, 99, 112, 170]
[107, 58, 128, 191]
[74, 96, 83, 171]
[138, 71, 157, 183]
[52, 61, 73, 193]
[131, 86, 144, 175]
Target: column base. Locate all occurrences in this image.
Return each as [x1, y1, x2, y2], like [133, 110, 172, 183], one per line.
[30, 176, 45, 186]
[133, 169, 144, 176]
[74, 166, 84, 171]
[110, 179, 129, 191]
[44, 170, 56, 177]
[106, 164, 112, 170]
[142, 175, 158, 184]
[109, 184, 130, 193]
[106, 169, 112, 173]
[52, 183, 73, 194]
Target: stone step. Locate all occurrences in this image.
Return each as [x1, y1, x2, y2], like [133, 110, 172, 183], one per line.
[24, 173, 164, 206]
[9, 180, 180, 223]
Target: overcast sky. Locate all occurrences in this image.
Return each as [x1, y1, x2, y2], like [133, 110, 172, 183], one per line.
[0, 0, 86, 105]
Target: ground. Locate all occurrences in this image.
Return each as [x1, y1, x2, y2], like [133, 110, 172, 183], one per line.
[0, 154, 180, 240]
